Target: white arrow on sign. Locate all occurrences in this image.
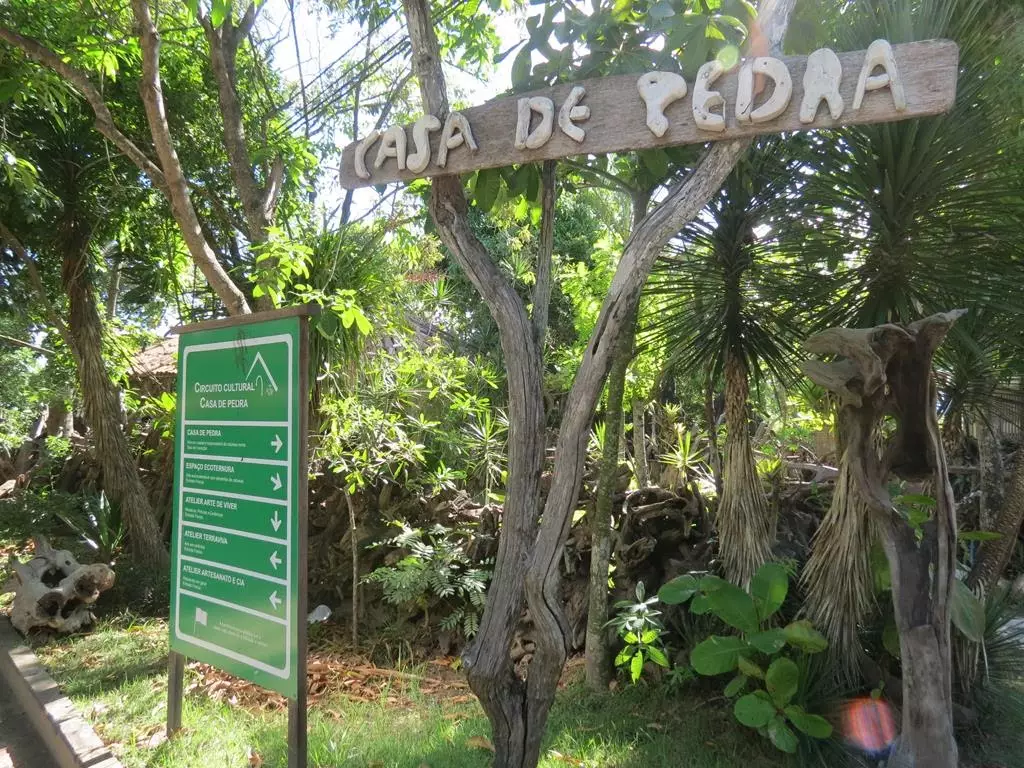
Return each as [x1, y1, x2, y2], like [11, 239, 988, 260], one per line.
[269, 551, 282, 570]
[269, 591, 282, 610]
[271, 510, 282, 532]
[271, 434, 283, 454]
[270, 473, 282, 491]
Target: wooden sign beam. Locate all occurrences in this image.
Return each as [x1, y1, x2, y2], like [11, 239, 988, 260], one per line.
[339, 39, 958, 190]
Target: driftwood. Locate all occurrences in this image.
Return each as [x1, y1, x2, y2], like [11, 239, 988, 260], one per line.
[1, 536, 115, 635]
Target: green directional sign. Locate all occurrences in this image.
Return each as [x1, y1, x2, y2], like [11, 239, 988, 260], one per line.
[170, 315, 307, 698]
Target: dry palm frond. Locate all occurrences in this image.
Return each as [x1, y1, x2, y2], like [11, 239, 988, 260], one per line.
[717, 355, 773, 587]
[801, 458, 879, 677]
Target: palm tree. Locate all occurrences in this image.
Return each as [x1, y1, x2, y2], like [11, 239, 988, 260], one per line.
[790, 0, 1024, 666]
[645, 138, 808, 586]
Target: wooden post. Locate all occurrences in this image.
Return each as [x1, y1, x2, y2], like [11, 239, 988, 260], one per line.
[166, 650, 184, 736]
[289, 314, 311, 768]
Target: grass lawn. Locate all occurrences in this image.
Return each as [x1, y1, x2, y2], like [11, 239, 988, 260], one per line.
[33, 616, 785, 768]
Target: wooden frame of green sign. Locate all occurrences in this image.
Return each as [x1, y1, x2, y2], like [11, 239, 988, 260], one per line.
[166, 305, 318, 768]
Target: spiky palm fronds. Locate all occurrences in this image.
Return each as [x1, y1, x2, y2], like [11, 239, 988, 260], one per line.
[644, 138, 811, 586]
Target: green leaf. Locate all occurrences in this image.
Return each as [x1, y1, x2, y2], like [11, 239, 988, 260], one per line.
[690, 635, 746, 676]
[647, 646, 669, 668]
[734, 691, 776, 728]
[700, 578, 759, 635]
[951, 578, 985, 643]
[640, 629, 658, 645]
[767, 716, 799, 753]
[354, 311, 372, 336]
[614, 648, 632, 667]
[689, 593, 712, 615]
[210, 0, 229, 27]
[649, 0, 676, 20]
[751, 562, 788, 622]
[630, 651, 644, 682]
[785, 706, 833, 739]
[782, 620, 828, 653]
[748, 629, 786, 655]
[765, 657, 799, 707]
[659, 574, 699, 605]
[474, 168, 501, 212]
[624, 631, 639, 644]
[736, 655, 764, 680]
[511, 45, 533, 87]
[724, 675, 747, 697]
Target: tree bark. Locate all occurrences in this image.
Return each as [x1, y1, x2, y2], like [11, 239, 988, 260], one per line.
[717, 352, 773, 586]
[968, 449, 1024, 593]
[402, 1, 795, 763]
[584, 319, 629, 691]
[632, 399, 649, 488]
[531, 161, 556, 348]
[60, 220, 168, 568]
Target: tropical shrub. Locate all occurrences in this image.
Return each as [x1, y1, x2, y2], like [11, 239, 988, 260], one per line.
[660, 562, 833, 753]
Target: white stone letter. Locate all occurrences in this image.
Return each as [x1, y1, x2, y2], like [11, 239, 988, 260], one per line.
[636, 72, 687, 138]
[736, 57, 792, 124]
[558, 86, 590, 143]
[374, 125, 407, 170]
[437, 112, 478, 168]
[406, 114, 442, 173]
[693, 60, 728, 133]
[514, 97, 555, 150]
[800, 48, 844, 123]
[354, 130, 380, 180]
[853, 39, 906, 111]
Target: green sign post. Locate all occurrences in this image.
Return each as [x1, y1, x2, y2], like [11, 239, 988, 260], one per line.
[166, 307, 313, 768]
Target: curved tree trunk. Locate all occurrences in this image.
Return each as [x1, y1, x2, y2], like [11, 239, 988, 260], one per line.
[62, 223, 168, 569]
[717, 352, 772, 586]
[968, 448, 1024, 593]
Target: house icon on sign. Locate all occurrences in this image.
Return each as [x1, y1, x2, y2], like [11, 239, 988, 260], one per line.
[246, 352, 279, 396]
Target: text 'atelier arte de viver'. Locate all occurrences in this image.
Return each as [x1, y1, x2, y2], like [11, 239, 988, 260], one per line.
[340, 39, 959, 189]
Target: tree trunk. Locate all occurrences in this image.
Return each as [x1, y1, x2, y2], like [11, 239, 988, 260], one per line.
[716, 352, 772, 586]
[968, 448, 1024, 593]
[61, 223, 168, 569]
[584, 318, 630, 691]
[632, 398, 649, 488]
[974, 417, 1003, 534]
[704, 377, 723, 496]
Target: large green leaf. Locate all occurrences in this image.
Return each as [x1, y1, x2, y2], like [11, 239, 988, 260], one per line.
[474, 168, 501, 213]
[724, 675, 747, 697]
[785, 705, 833, 739]
[699, 576, 759, 635]
[751, 562, 789, 622]
[951, 578, 985, 643]
[734, 691, 776, 728]
[659, 574, 699, 605]
[736, 655, 764, 680]
[767, 716, 799, 753]
[765, 657, 799, 707]
[748, 629, 787, 655]
[690, 635, 747, 676]
[782, 620, 828, 653]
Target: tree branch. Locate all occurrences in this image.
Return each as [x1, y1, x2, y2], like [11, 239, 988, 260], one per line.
[0, 332, 53, 356]
[531, 160, 556, 347]
[0, 27, 166, 189]
[131, 0, 251, 315]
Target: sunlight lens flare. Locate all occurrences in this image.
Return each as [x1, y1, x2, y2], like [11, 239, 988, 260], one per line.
[840, 698, 898, 756]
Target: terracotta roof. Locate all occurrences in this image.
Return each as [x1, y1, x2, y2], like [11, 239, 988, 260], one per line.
[131, 336, 178, 378]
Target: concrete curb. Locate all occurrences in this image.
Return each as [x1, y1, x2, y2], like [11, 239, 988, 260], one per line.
[0, 618, 122, 768]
